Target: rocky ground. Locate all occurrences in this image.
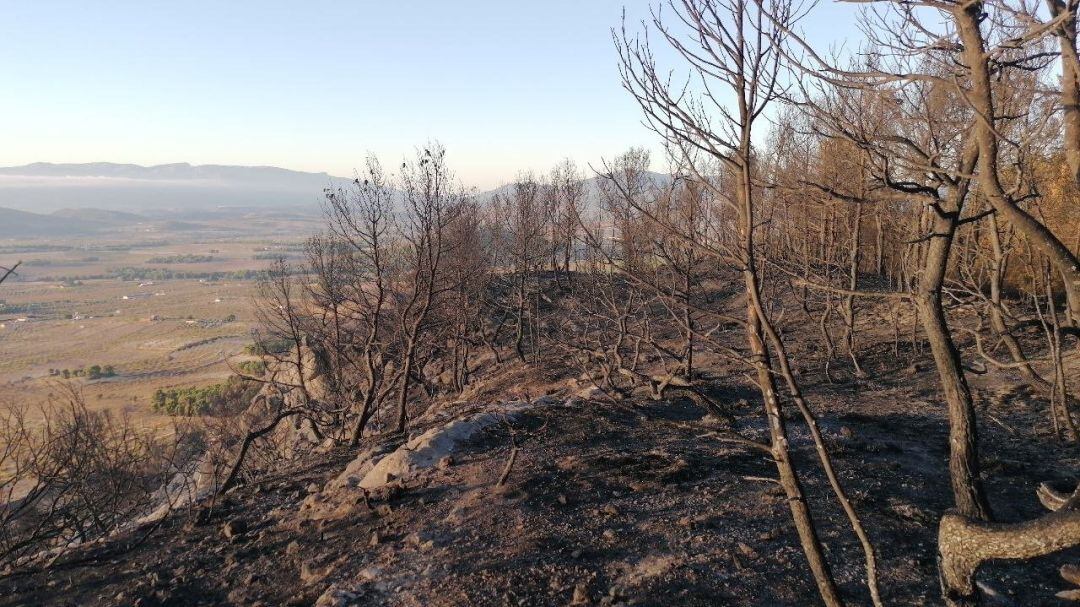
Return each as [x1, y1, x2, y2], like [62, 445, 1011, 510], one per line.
[1, 313, 1078, 606]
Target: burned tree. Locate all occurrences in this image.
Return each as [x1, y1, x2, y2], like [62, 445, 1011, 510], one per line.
[616, 1, 884, 604]
[390, 145, 464, 432]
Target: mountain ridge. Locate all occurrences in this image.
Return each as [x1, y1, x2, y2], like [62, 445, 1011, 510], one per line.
[0, 162, 347, 183]
[0, 162, 350, 214]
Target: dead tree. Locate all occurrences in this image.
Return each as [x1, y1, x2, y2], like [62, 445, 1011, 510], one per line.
[494, 175, 548, 363]
[764, 1, 1080, 599]
[0, 391, 197, 568]
[775, 14, 999, 520]
[322, 157, 398, 444]
[615, 1, 886, 603]
[950, 0, 1080, 322]
[439, 200, 492, 393]
[391, 144, 463, 432]
[589, 149, 709, 396]
[547, 159, 586, 279]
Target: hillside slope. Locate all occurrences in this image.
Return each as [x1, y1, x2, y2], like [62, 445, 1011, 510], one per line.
[0, 206, 137, 237]
[1, 338, 1076, 606]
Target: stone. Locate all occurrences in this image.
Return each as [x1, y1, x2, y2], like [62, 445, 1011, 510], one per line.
[1062, 563, 1080, 586]
[737, 542, 758, 560]
[227, 588, 248, 604]
[286, 541, 301, 556]
[888, 501, 934, 525]
[222, 519, 247, 539]
[571, 583, 591, 605]
[315, 585, 361, 607]
[699, 414, 727, 427]
[300, 561, 326, 585]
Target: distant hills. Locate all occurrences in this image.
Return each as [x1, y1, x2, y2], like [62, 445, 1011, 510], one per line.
[0, 162, 676, 231]
[0, 162, 346, 185]
[0, 206, 145, 237]
[0, 162, 350, 214]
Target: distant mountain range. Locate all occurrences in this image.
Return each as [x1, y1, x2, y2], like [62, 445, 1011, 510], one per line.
[0, 162, 676, 237]
[0, 162, 347, 185]
[0, 162, 350, 214]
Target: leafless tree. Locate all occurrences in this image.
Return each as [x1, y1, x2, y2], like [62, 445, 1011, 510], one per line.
[616, 1, 883, 604]
[390, 144, 465, 432]
[322, 158, 398, 444]
[493, 175, 549, 363]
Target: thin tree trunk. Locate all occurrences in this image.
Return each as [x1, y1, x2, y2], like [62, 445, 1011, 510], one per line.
[986, 213, 1041, 382]
[843, 201, 864, 376]
[750, 282, 884, 607]
[738, 158, 844, 607]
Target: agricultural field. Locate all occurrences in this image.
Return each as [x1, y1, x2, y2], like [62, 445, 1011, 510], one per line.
[0, 219, 316, 429]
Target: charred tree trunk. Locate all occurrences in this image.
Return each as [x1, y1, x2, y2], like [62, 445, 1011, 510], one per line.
[843, 200, 864, 376]
[916, 142, 993, 521]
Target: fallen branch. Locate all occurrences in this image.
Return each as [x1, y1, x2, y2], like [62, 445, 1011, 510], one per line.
[217, 408, 303, 496]
[496, 447, 519, 487]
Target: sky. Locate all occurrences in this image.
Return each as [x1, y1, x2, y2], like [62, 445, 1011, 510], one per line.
[0, 1, 863, 189]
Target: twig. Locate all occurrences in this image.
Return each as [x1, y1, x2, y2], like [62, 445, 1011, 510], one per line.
[0, 261, 21, 286]
[496, 447, 519, 487]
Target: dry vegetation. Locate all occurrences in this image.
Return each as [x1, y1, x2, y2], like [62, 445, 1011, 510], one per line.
[2, 0, 1080, 605]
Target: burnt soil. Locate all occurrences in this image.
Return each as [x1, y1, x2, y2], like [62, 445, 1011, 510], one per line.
[1, 314, 1078, 606]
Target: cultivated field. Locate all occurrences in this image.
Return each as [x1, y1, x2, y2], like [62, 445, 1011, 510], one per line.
[0, 218, 316, 429]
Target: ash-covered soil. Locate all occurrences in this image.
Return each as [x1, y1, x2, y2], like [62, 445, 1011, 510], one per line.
[2, 326, 1078, 606]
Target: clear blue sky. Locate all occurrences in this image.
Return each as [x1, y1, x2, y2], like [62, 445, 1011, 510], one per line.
[0, 1, 862, 188]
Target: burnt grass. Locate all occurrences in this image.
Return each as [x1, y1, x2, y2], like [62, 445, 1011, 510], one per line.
[1, 314, 1078, 606]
